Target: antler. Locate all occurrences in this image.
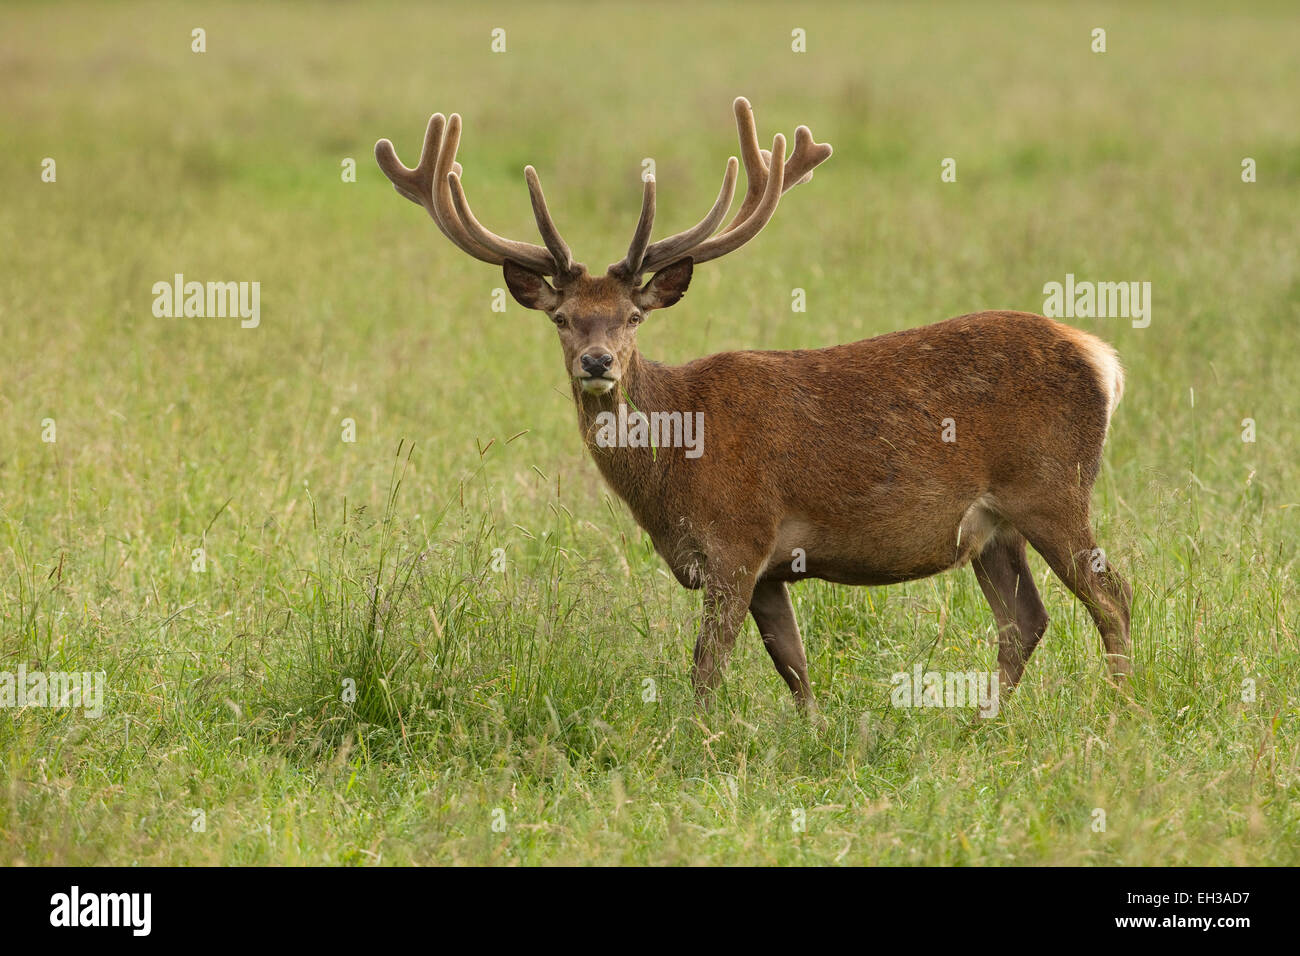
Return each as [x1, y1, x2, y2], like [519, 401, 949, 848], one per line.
[375, 113, 581, 278]
[377, 100, 829, 283]
[611, 97, 832, 278]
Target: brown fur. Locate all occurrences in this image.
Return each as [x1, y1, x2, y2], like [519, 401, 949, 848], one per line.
[377, 101, 1132, 710]
[547, 302, 1132, 706]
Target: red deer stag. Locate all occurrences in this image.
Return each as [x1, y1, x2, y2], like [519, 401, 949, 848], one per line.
[375, 98, 1132, 711]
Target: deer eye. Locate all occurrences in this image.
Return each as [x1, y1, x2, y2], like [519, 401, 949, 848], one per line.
[552, 314, 568, 328]
[628, 311, 643, 326]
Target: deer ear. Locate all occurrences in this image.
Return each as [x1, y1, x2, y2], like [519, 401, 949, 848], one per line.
[503, 260, 561, 312]
[636, 258, 693, 311]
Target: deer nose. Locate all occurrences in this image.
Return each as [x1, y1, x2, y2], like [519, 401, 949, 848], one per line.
[581, 352, 614, 376]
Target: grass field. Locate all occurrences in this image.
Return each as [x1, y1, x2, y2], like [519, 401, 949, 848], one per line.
[2, 1, 1297, 865]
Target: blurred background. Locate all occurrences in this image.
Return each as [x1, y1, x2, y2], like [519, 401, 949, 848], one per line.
[1, 2, 1297, 865]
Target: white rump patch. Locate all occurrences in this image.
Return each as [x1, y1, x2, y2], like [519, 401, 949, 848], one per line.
[1066, 330, 1126, 430]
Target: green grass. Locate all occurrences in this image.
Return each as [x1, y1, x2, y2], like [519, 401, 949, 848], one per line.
[1, 0, 1297, 865]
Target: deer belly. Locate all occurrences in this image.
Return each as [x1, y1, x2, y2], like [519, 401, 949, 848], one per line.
[761, 500, 1000, 585]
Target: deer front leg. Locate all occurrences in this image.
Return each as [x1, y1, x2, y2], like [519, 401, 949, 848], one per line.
[692, 565, 759, 709]
[749, 578, 815, 710]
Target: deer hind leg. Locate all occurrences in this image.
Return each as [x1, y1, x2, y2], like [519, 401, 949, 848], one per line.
[749, 578, 814, 710]
[1016, 508, 1132, 682]
[972, 530, 1049, 690]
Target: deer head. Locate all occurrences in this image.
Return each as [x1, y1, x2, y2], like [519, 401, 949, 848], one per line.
[375, 98, 831, 396]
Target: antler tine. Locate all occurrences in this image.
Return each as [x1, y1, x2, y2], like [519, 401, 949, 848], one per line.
[636, 157, 739, 276]
[377, 113, 577, 275]
[717, 98, 832, 237]
[525, 166, 575, 276]
[608, 175, 657, 279]
[432, 113, 542, 267]
[784, 125, 833, 188]
[375, 113, 444, 212]
[718, 97, 770, 236]
[636, 98, 829, 268]
[376, 113, 503, 264]
[685, 133, 786, 264]
[447, 171, 565, 275]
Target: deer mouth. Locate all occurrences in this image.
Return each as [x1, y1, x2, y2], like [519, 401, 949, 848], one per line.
[578, 375, 618, 395]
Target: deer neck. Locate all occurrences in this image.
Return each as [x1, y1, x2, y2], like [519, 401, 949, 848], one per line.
[571, 350, 684, 533]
